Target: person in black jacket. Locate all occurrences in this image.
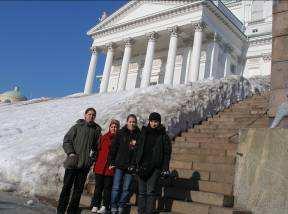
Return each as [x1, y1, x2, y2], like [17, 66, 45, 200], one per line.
[108, 114, 141, 214]
[136, 112, 172, 214]
[57, 107, 102, 214]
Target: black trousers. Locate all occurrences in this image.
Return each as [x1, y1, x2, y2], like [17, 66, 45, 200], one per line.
[57, 168, 89, 214]
[91, 174, 113, 209]
[137, 169, 161, 214]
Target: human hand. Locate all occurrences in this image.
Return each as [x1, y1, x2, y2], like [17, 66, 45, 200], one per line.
[130, 140, 136, 146]
[69, 153, 76, 157]
[109, 165, 115, 170]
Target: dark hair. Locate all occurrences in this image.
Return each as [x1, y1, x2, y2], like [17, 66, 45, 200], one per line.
[110, 119, 120, 129]
[127, 114, 137, 122]
[85, 107, 96, 115]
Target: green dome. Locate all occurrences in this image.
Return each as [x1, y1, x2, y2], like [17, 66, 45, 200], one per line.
[0, 86, 27, 102]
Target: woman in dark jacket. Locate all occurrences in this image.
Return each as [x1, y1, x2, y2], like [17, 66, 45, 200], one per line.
[108, 114, 141, 214]
[136, 112, 172, 214]
[91, 119, 120, 213]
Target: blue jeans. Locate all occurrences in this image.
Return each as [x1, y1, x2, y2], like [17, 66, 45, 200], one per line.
[111, 168, 133, 209]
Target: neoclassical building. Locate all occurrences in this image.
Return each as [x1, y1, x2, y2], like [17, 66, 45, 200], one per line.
[84, 0, 272, 94]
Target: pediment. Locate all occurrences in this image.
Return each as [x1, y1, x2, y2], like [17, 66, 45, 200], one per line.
[87, 0, 191, 35]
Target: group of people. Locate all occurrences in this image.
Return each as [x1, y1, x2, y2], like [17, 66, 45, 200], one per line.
[57, 107, 172, 214]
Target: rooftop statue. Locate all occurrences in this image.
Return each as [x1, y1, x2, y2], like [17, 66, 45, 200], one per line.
[99, 11, 108, 22]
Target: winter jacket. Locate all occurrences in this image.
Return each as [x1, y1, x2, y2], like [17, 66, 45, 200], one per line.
[63, 119, 102, 169]
[108, 125, 141, 170]
[93, 131, 115, 176]
[136, 125, 172, 176]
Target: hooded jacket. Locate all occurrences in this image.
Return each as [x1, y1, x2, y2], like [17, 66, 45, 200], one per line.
[108, 125, 141, 170]
[63, 119, 102, 169]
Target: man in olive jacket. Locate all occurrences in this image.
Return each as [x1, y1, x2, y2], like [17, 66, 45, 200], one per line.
[57, 108, 102, 214]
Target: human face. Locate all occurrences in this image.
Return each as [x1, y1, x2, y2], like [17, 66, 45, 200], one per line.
[84, 110, 96, 123]
[127, 117, 137, 131]
[149, 120, 160, 129]
[109, 124, 118, 134]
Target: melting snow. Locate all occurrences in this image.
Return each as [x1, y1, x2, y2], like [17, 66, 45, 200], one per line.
[0, 75, 270, 198]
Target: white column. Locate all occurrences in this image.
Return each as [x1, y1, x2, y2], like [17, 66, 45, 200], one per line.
[84, 47, 99, 95]
[223, 45, 233, 77]
[184, 45, 193, 84]
[117, 38, 133, 91]
[99, 43, 114, 93]
[164, 26, 179, 85]
[237, 56, 246, 75]
[141, 32, 159, 88]
[209, 34, 221, 79]
[187, 22, 205, 82]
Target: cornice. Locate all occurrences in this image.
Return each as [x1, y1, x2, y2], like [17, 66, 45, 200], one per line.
[249, 37, 272, 46]
[203, 0, 247, 42]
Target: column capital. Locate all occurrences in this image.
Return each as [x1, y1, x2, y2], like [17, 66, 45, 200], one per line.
[147, 31, 159, 41]
[106, 42, 116, 50]
[223, 44, 233, 53]
[214, 34, 222, 43]
[262, 53, 272, 62]
[193, 21, 206, 32]
[90, 46, 99, 54]
[168, 26, 180, 37]
[124, 37, 134, 46]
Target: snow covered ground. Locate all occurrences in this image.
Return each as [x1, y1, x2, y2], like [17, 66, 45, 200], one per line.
[0, 76, 270, 199]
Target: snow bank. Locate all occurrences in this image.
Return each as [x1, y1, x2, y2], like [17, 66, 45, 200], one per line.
[0, 75, 270, 198]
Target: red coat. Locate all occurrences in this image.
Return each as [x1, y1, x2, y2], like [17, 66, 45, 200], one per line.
[93, 132, 115, 176]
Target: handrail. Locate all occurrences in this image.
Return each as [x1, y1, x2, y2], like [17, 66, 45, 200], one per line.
[228, 104, 269, 142]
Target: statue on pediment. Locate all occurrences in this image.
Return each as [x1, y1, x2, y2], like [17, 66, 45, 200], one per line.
[99, 11, 108, 22]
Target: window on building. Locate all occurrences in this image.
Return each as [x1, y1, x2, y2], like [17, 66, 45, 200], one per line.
[251, 0, 263, 21]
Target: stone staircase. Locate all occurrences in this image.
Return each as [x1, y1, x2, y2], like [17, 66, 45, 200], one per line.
[165, 92, 269, 214]
[81, 92, 270, 214]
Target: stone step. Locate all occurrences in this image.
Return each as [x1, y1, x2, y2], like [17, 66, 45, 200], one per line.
[172, 153, 235, 165]
[81, 192, 137, 206]
[169, 200, 251, 214]
[170, 161, 235, 174]
[196, 124, 244, 129]
[199, 180, 233, 195]
[223, 107, 266, 113]
[173, 142, 237, 152]
[170, 168, 234, 184]
[181, 131, 234, 138]
[164, 188, 234, 207]
[208, 116, 260, 122]
[171, 147, 233, 157]
[183, 136, 230, 143]
[188, 128, 238, 134]
[202, 120, 253, 126]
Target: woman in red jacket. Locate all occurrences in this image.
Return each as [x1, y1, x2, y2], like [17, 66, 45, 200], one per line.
[91, 119, 120, 213]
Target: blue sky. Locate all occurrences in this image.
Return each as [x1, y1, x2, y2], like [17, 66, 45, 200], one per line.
[0, 0, 127, 98]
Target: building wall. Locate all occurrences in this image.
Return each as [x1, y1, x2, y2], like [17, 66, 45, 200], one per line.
[227, 0, 272, 78]
[105, 0, 273, 92]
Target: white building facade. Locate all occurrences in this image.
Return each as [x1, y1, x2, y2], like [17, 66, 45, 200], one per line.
[84, 0, 272, 94]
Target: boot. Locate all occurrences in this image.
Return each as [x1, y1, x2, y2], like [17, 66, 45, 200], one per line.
[145, 196, 157, 214]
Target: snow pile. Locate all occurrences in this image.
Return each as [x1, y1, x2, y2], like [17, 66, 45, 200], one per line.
[0, 75, 270, 199]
